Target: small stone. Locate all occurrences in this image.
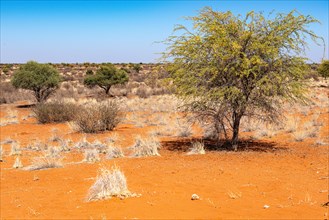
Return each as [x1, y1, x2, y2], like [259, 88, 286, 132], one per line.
[263, 204, 270, 209]
[191, 194, 200, 200]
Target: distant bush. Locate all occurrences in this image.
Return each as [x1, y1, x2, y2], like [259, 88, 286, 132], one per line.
[318, 60, 329, 78]
[86, 69, 94, 75]
[73, 100, 122, 133]
[33, 101, 77, 123]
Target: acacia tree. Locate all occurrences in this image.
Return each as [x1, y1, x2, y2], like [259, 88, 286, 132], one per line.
[84, 64, 128, 95]
[12, 61, 61, 102]
[164, 8, 323, 150]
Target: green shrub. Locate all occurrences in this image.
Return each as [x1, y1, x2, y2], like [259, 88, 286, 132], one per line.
[73, 100, 122, 133]
[33, 101, 77, 123]
[86, 69, 94, 75]
[318, 60, 329, 78]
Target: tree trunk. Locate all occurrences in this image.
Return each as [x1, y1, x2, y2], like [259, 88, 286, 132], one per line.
[231, 113, 242, 151]
[105, 86, 111, 95]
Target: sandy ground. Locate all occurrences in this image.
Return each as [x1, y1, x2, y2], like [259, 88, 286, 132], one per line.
[0, 99, 328, 219]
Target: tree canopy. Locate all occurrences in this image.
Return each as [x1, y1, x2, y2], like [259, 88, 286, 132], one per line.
[163, 7, 324, 149]
[84, 64, 129, 95]
[12, 61, 61, 102]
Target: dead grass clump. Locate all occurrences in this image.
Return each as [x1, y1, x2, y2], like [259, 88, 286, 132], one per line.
[73, 100, 122, 133]
[105, 133, 120, 144]
[106, 143, 124, 159]
[285, 117, 300, 133]
[59, 139, 72, 152]
[26, 139, 45, 151]
[130, 135, 161, 157]
[227, 191, 242, 199]
[73, 137, 91, 150]
[175, 119, 193, 137]
[0, 145, 3, 161]
[293, 126, 318, 142]
[25, 152, 63, 171]
[10, 142, 22, 156]
[91, 140, 107, 153]
[1, 137, 15, 144]
[83, 149, 100, 163]
[202, 125, 219, 140]
[33, 101, 77, 123]
[315, 140, 328, 146]
[187, 142, 205, 155]
[13, 156, 23, 169]
[87, 166, 138, 201]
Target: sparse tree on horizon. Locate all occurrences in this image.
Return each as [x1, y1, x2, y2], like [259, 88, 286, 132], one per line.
[11, 61, 61, 103]
[84, 63, 129, 95]
[163, 7, 324, 150]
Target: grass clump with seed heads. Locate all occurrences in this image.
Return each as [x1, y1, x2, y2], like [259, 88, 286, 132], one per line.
[187, 141, 206, 155]
[130, 135, 161, 157]
[106, 143, 124, 159]
[87, 166, 139, 201]
[25, 148, 63, 171]
[13, 156, 23, 169]
[83, 149, 100, 163]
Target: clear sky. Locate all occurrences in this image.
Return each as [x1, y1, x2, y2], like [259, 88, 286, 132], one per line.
[1, 0, 328, 63]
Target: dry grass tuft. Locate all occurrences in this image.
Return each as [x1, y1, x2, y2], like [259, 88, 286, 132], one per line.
[227, 191, 242, 199]
[187, 142, 206, 155]
[13, 156, 23, 169]
[86, 166, 139, 201]
[25, 149, 63, 171]
[106, 143, 124, 159]
[10, 142, 22, 156]
[0, 145, 3, 161]
[285, 117, 300, 133]
[83, 149, 100, 163]
[175, 119, 193, 137]
[130, 135, 161, 157]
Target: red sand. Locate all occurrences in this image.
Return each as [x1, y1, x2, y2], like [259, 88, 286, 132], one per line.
[0, 101, 328, 219]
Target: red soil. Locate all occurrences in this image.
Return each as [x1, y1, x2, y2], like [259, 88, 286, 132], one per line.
[0, 101, 328, 219]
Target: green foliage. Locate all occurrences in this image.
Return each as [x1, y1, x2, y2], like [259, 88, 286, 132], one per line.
[318, 60, 329, 78]
[84, 64, 128, 95]
[12, 61, 61, 102]
[86, 69, 94, 75]
[132, 63, 142, 73]
[164, 8, 323, 149]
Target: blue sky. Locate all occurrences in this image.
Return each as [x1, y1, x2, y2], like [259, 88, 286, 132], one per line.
[1, 0, 328, 63]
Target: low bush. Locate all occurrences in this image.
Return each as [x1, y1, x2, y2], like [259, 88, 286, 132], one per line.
[33, 101, 77, 123]
[73, 100, 123, 133]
